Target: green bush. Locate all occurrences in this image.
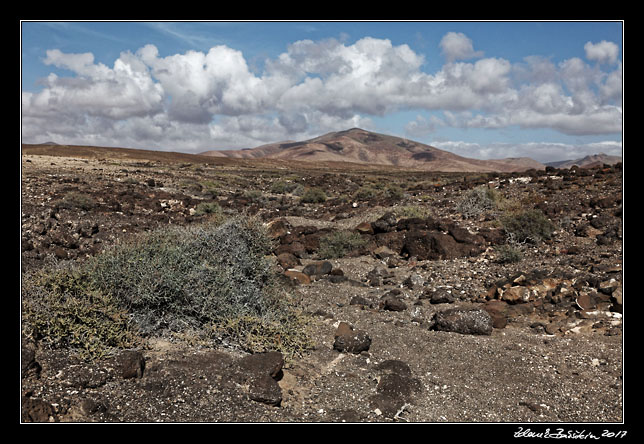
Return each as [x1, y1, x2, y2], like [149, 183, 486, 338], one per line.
[494, 244, 523, 264]
[501, 208, 555, 244]
[318, 231, 368, 259]
[384, 185, 405, 200]
[270, 180, 297, 194]
[352, 186, 378, 201]
[22, 268, 139, 360]
[194, 201, 222, 216]
[300, 187, 327, 203]
[22, 216, 313, 360]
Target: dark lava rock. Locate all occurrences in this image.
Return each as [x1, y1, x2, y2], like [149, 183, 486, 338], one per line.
[430, 308, 493, 335]
[333, 322, 371, 354]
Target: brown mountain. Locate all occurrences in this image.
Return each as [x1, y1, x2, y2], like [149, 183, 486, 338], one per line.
[545, 153, 622, 169]
[200, 128, 545, 173]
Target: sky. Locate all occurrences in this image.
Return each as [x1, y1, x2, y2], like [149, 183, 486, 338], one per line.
[21, 21, 623, 163]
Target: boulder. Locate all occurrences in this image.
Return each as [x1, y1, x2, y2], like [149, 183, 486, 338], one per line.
[369, 359, 422, 418]
[284, 270, 311, 285]
[402, 231, 463, 260]
[379, 292, 408, 312]
[234, 351, 284, 407]
[448, 223, 485, 245]
[421, 288, 456, 304]
[302, 260, 333, 276]
[372, 212, 397, 234]
[431, 308, 493, 335]
[333, 322, 371, 354]
[501, 286, 531, 304]
[111, 349, 145, 379]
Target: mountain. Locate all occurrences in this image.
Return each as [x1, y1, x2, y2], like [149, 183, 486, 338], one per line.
[200, 128, 545, 173]
[545, 153, 622, 169]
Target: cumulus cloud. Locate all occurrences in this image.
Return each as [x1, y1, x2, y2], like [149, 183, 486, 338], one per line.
[433, 139, 622, 163]
[22, 33, 622, 154]
[585, 40, 619, 64]
[439, 32, 484, 62]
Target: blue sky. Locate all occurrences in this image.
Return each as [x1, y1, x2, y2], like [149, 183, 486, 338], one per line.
[21, 21, 623, 162]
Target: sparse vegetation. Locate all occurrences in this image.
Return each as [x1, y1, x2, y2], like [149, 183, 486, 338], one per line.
[501, 208, 556, 244]
[193, 201, 222, 217]
[300, 187, 327, 203]
[384, 184, 404, 200]
[22, 267, 140, 360]
[200, 180, 220, 198]
[394, 205, 431, 220]
[22, 216, 313, 360]
[318, 231, 368, 259]
[270, 180, 297, 194]
[456, 186, 498, 219]
[494, 244, 523, 263]
[352, 185, 378, 201]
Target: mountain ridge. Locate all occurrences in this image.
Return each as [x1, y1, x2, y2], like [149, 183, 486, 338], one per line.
[200, 128, 545, 173]
[545, 153, 622, 169]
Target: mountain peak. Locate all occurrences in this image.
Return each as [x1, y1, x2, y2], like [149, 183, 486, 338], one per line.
[200, 128, 545, 173]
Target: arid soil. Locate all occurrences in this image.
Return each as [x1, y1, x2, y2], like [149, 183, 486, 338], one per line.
[20, 147, 623, 424]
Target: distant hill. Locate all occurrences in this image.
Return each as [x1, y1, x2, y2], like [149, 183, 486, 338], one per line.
[545, 153, 622, 169]
[201, 128, 545, 173]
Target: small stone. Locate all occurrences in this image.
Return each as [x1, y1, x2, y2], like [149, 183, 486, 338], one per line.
[379, 293, 407, 312]
[403, 273, 424, 290]
[333, 322, 371, 354]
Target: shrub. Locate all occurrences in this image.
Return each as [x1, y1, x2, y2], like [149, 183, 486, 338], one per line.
[194, 201, 222, 217]
[291, 184, 306, 196]
[22, 268, 139, 360]
[300, 187, 327, 203]
[394, 205, 431, 220]
[384, 184, 405, 200]
[501, 208, 555, 244]
[244, 189, 264, 203]
[456, 186, 497, 219]
[270, 180, 297, 194]
[352, 185, 378, 201]
[22, 216, 313, 360]
[200, 180, 220, 198]
[494, 244, 523, 264]
[318, 231, 368, 259]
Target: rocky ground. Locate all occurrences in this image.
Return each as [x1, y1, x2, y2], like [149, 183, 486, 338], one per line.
[20, 150, 624, 424]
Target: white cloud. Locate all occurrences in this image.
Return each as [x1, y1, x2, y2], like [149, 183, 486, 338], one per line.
[439, 32, 484, 62]
[584, 40, 619, 64]
[22, 35, 622, 153]
[433, 139, 622, 163]
[23, 49, 164, 121]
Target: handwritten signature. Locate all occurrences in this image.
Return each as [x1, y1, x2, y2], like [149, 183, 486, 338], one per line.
[514, 427, 628, 440]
